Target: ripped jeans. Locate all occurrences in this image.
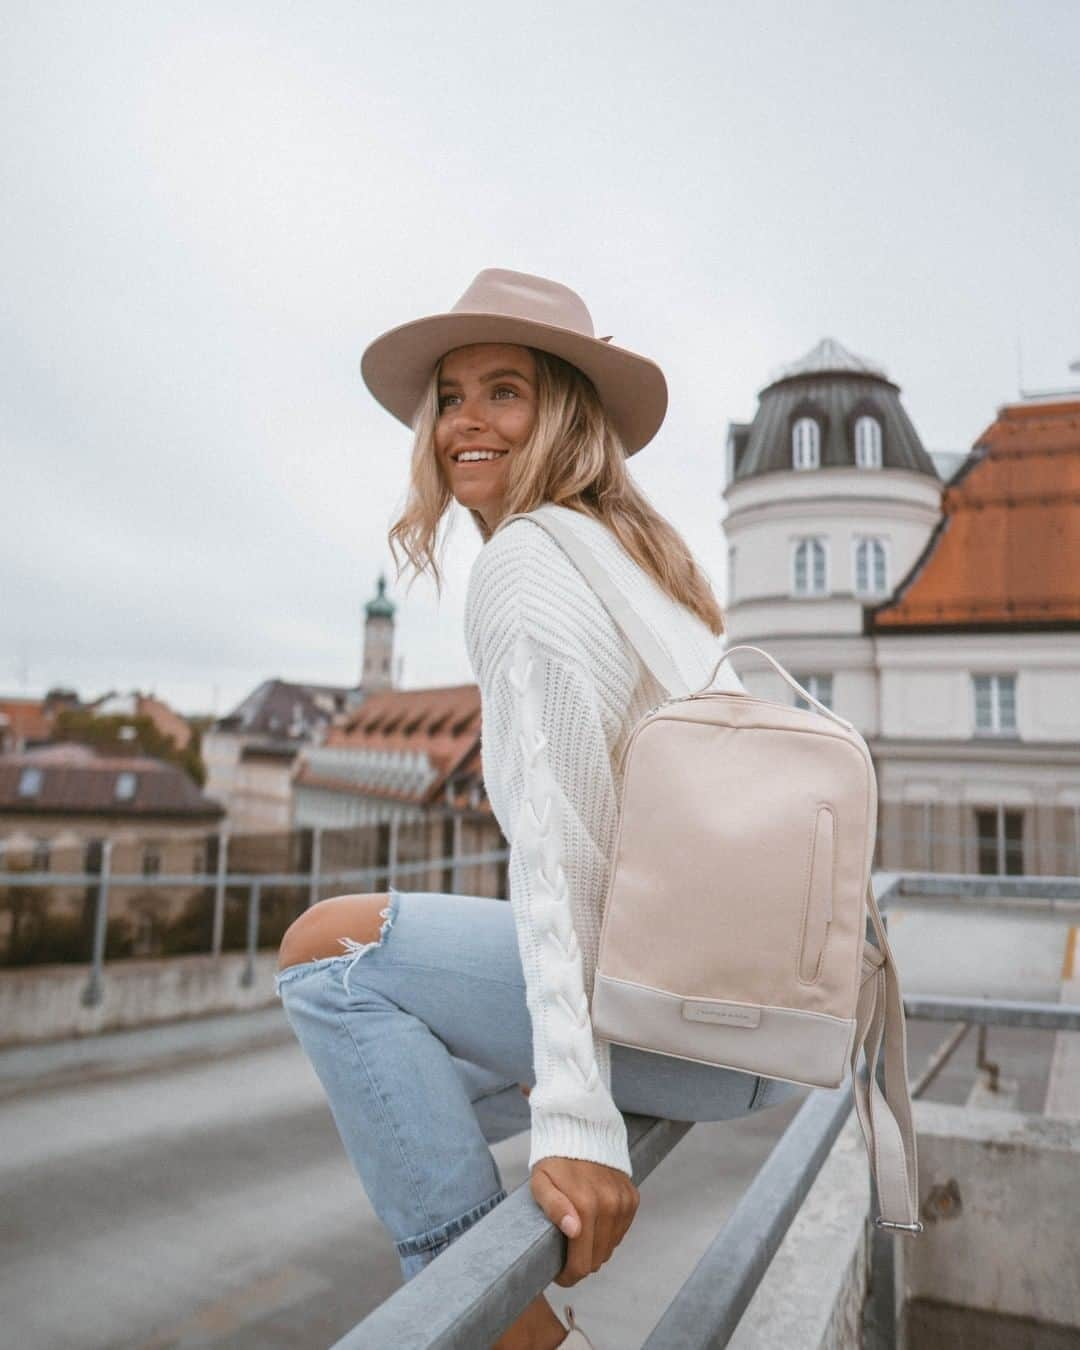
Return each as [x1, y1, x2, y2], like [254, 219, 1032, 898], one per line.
[275, 886, 798, 1282]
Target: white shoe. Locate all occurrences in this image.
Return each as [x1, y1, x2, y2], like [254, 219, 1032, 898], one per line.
[560, 1304, 598, 1348]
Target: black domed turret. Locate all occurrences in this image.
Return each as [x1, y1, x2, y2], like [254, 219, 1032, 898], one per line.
[730, 339, 938, 482]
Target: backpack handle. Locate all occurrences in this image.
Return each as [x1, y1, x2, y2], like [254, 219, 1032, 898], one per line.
[705, 644, 857, 733]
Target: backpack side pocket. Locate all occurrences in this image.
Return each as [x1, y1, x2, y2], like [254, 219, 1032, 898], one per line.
[798, 805, 835, 984]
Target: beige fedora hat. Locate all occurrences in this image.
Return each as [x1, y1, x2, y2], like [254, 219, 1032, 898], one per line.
[360, 268, 668, 455]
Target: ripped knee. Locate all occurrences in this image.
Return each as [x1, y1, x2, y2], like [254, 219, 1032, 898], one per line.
[277, 893, 395, 971]
[338, 900, 396, 962]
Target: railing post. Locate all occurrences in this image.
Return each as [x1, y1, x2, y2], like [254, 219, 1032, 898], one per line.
[80, 839, 113, 1008]
[241, 880, 261, 987]
[308, 826, 322, 909]
[864, 902, 899, 1350]
[451, 812, 464, 895]
[387, 815, 399, 889]
[211, 829, 229, 958]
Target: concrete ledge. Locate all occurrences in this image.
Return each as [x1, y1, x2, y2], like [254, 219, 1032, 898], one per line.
[0, 953, 280, 1045]
[724, 1098, 1080, 1348]
[903, 1101, 1080, 1332]
[729, 1112, 871, 1350]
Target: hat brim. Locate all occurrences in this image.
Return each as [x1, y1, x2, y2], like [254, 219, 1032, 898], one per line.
[360, 312, 668, 455]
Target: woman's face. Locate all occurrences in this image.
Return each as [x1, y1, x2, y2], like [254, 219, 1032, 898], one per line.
[434, 343, 538, 529]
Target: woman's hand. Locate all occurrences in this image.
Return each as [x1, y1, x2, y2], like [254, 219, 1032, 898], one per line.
[530, 1156, 640, 1286]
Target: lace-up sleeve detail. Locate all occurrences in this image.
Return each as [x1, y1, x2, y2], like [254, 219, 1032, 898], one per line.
[492, 627, 632, 1175]
[464, 517, 642, 1177]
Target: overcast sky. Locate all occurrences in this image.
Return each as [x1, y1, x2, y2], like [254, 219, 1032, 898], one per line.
[4, 1, 1078, 717]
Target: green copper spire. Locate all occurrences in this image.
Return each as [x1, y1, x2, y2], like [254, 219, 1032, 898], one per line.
[365, 572, 396, 620]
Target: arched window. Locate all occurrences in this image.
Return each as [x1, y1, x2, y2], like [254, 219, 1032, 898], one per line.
[793, 537, 828, 595]
[854, 537, 887, 595]
[792, 417, 821, 470]
[854, 415, 883, 468]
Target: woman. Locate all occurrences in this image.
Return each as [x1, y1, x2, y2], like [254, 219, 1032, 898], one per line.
[276, 269, 794, 1350]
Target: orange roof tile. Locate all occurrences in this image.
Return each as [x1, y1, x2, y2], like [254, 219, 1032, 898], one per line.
[328, 684, 480, 759]
[0, 699, 53, 747]
[872, 397, 1080, 631]
[294, 684, 490, 812]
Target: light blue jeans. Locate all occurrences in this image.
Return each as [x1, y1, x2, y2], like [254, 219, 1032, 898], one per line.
[275, 886, 797, 1282]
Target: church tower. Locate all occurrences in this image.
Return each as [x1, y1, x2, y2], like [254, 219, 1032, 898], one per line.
[361, 573, 397, 692]
[723, 339, 943, 735]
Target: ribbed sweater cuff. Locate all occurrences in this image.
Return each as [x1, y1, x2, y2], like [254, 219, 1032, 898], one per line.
[528, 1108, 632, 1178]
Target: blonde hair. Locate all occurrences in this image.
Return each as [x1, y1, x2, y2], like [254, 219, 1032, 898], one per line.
[386, 347, 724, 634]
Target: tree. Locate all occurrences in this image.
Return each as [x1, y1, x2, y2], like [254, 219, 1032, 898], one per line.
[52, 710, 207, 785]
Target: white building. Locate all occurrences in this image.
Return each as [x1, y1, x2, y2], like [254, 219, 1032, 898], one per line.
[723, 342, 1080, 876]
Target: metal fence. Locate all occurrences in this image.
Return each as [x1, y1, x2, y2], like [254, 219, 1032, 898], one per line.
[2, 858, 1078, 1344]
[0, 821, 508, 1002]
[4, 816, 1074, 970]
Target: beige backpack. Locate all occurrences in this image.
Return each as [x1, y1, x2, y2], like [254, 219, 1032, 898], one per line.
[501, 505, 922, 1235]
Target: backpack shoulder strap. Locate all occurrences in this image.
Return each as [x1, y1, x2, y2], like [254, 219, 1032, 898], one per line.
[496, 506, 691, 698]
[852, 882, 923, 1233]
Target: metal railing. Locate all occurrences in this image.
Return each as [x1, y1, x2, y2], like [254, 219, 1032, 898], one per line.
[2, 861, 1078, 1343]
[325, 871, 1080, 1349]
[0, 839, 512, 1005]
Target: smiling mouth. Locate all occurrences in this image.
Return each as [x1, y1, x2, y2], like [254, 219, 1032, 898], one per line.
[451, 450, 509, 464]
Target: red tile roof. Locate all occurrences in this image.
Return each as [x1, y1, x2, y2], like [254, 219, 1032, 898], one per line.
[294, 684, 490, 811]
[0, 699, 54, 749]
[872, 397, 1080, 631]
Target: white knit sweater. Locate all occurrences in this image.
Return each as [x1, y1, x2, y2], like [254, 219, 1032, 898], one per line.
[464, 504, 744, 1176]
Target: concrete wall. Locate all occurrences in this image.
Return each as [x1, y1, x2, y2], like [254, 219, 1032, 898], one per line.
[902, 1102, 1080, 1337]
[202, 729, 295, 833]
[727, 1097, 1080, 1348]
[0, 952, 280, 1046]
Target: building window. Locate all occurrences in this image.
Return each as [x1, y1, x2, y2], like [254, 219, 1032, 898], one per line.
[793, 674, 834, 711]
[854, 536, 888, 595]
[793, 537, 828, 595]
[854, 415, 883, 468]
[976, 807, 1024, 875]
[973, 674, 1017, 736]
[115, 771, 138, 801]
[727, 545, 737, 604]
[32, 839, 51, 872]
[17, 767, 43, 798]
[84, 838, 105, 874]
[895, 801, 937, 871]
[792, 417, 821, 470]
[142, 846, 162, 877]
[133, 909, 158, 956]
